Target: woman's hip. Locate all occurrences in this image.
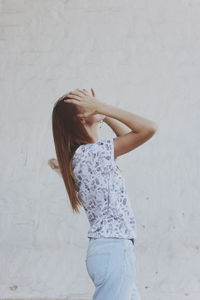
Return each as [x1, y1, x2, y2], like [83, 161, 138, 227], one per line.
[85, 237, 136, 287]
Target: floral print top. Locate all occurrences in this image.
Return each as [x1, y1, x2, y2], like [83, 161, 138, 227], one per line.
[72, 138, 137, 239]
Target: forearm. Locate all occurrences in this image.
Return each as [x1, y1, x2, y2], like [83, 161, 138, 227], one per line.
[97, 103, 158, 133]
[103, 116, 131, 137]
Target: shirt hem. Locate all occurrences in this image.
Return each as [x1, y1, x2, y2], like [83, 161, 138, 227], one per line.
[88, 233, 137, 240]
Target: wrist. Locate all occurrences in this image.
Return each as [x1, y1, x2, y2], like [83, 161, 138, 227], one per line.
[95, 101, 111, 116]
[103, 116, 109, 122]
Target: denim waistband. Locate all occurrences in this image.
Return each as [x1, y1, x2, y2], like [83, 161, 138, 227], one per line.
[89, 237, 134, 245]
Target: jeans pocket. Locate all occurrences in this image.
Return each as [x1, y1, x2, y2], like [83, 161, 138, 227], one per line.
[86, 252, 111, 287]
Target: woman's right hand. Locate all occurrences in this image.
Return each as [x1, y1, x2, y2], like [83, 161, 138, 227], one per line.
[64, 88, 103, 119]
[48, 158, 59, 169]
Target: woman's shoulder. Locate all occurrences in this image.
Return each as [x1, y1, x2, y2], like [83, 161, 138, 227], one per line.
[72, 138, 116, 173]
[75, 138, 114, 155]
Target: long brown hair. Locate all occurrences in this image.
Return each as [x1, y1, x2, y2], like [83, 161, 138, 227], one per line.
[52, 92, 94, 214]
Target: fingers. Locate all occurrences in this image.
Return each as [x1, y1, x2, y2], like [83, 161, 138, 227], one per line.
[77, 89, 91, 96]
[48, 159, 59, 169]
[77, 113, 87, 118]
[69, 89, 90, 97]
[64, 88, 91, 105]
[83, 89, 90, 96]
[64, 98, 80, 104]
[64, 93, 82, 104]
[76, 89, 86, 96]
[67, 93, 82, 100]
[91, 88, 95, 97]
[68, 89, 84, 97]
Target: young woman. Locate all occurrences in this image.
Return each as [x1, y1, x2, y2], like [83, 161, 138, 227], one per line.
[51, 88, 158, 300]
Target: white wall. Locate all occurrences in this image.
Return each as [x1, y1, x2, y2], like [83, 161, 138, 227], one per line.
[0, 0, 199, 299]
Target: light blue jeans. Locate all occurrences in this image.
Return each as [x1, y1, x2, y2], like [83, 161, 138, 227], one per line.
[85, 237, 141, 300]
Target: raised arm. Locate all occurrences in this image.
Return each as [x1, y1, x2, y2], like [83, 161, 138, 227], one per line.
[64, 88, 158, 159]
[103, 116, 132, 136]
[96, 102, 158, 159]
[91, 88, 132, 137]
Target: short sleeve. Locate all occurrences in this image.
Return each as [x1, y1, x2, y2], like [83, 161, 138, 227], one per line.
[92, 138, 117, 174]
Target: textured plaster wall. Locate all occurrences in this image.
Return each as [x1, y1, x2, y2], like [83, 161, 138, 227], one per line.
[0, 0, 199, 299]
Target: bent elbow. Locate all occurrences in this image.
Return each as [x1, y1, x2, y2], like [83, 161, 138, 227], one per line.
[149, 122, 159, 134]
[144, 123, 158, 139]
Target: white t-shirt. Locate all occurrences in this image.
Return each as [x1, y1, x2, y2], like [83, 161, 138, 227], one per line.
[72, 138, 137, 239]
